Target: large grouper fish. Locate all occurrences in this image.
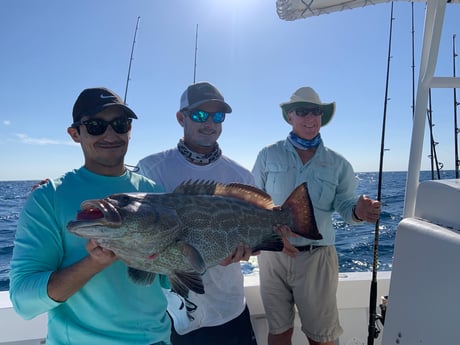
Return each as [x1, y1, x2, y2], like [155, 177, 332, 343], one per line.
[67, 180, 321, 298]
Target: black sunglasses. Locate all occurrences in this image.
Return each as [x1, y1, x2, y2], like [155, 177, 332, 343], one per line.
[73, 117, 132, 136]
[184, 110, 226, 123]
[293, 107, 323, 117]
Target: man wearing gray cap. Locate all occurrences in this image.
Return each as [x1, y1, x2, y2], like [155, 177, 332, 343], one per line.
[10, 87, 171, 345]
[137, 81, 257, 345]
[252, 86, 381, 345]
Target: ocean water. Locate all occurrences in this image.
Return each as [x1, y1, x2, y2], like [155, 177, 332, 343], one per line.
[0, 170, 457, 291]
[0, 180, 39, 291]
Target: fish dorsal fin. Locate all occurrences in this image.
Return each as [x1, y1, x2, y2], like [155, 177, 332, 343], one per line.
[173, 180, 218, 195]
[215, 183, 275, 209]
[173, 180, 275, 210]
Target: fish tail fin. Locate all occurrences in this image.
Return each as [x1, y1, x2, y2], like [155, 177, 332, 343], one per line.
[281, 183, 323, 240]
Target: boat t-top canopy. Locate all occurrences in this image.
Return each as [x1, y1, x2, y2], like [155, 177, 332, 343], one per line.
[276, 0, 458, 20]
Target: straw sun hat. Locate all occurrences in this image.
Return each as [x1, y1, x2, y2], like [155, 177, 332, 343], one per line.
[280, 87, 336, 127]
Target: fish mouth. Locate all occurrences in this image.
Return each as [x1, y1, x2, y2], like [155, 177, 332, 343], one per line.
[67, 199, 122, 232]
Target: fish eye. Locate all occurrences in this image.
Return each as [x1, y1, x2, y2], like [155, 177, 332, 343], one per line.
[111, 194, 132, 207]
[120, 195, 131, 204]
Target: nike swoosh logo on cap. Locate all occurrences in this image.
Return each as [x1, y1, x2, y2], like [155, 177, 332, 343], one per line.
[100, 94, 116, 99]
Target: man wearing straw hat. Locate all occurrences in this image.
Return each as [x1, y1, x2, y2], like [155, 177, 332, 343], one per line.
[252, 86, 381, 345]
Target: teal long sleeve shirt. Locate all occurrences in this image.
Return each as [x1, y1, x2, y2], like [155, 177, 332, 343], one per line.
[252, 140, 361, 246]
[9, 167, 171, 345]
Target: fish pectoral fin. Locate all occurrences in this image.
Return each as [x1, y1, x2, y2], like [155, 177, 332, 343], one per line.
[177, 241, 206, 274]
[171, 271, 205, 298]
[127, 267, 156, 285]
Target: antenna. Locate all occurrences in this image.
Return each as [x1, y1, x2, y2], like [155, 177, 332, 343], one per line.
[193, 24, 199, 83]
[124, 16, 141, 104]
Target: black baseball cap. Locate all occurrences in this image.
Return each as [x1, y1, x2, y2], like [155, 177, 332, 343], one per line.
[72, 87, 138, 123]
[179, 82, 232, 113]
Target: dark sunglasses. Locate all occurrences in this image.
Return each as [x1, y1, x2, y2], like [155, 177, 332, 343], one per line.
[73, 117, 132, 136]
[293, 107, 323, 117]
[184, 110, 226, 123]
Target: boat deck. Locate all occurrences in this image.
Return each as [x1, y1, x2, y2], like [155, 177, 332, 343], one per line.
[0, 271, 391, 345]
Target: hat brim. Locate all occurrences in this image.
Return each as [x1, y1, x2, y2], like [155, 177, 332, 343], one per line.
[182, 99, 232, 113]
[281, 101, 335, 127]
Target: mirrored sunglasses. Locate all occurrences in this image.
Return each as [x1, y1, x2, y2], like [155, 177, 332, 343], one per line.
[73, 117, 132, 136]
[293, 107, 323, 117]
[185, 110, 226, 123]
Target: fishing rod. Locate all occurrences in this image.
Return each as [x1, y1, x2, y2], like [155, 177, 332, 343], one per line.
[453, 34, 459, 178]
[367, 2, 394, 344]
[427, 89, 442, 180]
[411, 1, 415, 118]
[124, 16, 141, 104]
[193, 24, 199, 83]
[428, 96, 435, 179]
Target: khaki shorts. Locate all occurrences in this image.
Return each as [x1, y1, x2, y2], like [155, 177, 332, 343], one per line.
[258, 246, 343, 343]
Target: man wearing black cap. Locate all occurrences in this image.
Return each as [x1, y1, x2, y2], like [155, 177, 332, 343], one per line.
[9, 87, 171, 345]
[137, 81, 258, 345]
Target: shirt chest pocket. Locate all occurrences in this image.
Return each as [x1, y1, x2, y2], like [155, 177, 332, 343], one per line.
[313, 172, 339, 211]
[265, 162, 297, 203]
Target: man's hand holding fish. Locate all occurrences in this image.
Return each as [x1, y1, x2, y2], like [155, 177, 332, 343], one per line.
[220, 243, 253, 266]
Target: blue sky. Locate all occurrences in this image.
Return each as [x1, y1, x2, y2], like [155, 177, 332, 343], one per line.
[1, 0, 459, 181]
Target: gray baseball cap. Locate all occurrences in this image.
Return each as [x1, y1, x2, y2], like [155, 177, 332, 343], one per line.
[179, 82, 232, 113]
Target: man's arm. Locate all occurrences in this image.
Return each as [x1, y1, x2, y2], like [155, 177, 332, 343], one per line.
[47, 240, 117, 302]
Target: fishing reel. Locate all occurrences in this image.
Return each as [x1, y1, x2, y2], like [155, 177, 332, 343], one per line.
[371, 295, 388, 340]
[378, 295, 388, 326]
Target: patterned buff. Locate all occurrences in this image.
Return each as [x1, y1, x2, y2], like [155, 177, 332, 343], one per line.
[287, 132, 322, 150]
[177, 139, 222, 164]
